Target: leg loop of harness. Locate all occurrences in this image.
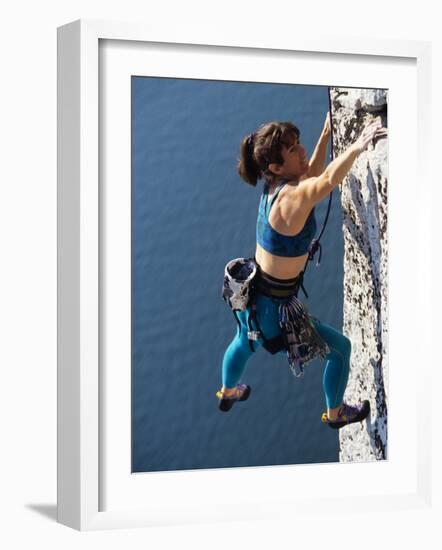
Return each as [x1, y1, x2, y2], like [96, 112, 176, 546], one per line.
[247, 292, 286, 355]
[262, 335, 285, 354]
[246, 293, 283, 354]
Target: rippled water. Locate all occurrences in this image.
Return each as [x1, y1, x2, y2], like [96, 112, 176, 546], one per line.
[132, 77, 344, 472]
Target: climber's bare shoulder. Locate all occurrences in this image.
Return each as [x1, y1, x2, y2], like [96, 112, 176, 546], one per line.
[293, 173, 331, 209]
[271, 180, 315, 235]
[284, 175, 320, 207]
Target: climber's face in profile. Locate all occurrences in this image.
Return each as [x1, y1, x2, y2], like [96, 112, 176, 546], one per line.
[268, 135, 310, 180]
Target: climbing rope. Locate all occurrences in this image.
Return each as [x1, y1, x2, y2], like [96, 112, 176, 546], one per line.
[305, 87, 335, 274]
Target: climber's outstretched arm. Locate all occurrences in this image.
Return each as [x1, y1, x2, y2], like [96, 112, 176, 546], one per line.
[305, 113, 331, 178]
[299, 119, 387, 207]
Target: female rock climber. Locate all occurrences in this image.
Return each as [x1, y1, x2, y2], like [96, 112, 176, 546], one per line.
[217, 113, 387, 429]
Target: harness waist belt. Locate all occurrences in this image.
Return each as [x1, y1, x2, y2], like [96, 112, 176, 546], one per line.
[255, 270, 303, 299]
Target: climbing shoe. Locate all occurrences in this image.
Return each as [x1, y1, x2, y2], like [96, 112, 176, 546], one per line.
[216, 383, 251, 412]
[321, 400, 370, 429]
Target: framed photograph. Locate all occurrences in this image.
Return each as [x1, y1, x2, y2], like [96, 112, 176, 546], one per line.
[57, 19, 432, 530]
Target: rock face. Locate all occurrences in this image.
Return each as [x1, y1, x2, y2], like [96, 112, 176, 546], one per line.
[330, 88, 388, 462]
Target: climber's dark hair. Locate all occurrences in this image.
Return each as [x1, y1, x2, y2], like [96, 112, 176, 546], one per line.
[237, 121, 300, 186]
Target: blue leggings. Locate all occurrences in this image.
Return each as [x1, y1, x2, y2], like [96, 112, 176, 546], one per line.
[222, 294, 351, 409]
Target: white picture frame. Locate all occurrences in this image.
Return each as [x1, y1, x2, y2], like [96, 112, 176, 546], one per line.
[57, 19, 433, 531]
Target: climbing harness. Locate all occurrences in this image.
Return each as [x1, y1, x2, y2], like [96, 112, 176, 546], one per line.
[221, 261, 330, 374]
[246, 270, 330, 376]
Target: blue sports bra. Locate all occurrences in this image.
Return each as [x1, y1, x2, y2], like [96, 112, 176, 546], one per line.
[256, 181, 316, 258]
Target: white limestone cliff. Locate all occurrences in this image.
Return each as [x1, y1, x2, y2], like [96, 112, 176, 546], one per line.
[330, 88, 388, 462]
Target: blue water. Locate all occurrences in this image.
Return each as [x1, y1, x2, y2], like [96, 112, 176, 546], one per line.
[131, 77, 344, 473]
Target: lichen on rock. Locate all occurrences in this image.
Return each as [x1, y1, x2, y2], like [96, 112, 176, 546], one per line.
[330, 87, 388, 462]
